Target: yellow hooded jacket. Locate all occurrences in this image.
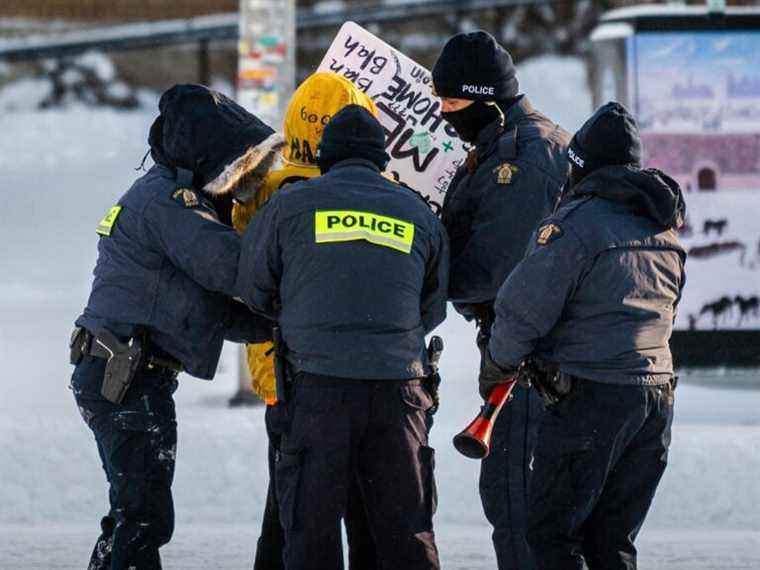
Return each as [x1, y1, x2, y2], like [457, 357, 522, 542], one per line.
[232, 72, 377, 404]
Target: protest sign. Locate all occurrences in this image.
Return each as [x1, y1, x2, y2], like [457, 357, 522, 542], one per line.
[318, 21, 468, 209]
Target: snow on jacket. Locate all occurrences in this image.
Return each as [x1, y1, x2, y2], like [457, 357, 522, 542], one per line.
[76, 85, 280, 379]
[489, 166, 687, 385]
[441, 96, 570, 318]
[236, 158, 449, 380]
[230, 72, 377, 401]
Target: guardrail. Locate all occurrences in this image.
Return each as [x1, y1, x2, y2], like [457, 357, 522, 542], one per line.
[0, 0, 549, 61]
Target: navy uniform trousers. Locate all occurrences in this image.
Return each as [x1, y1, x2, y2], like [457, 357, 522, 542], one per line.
[528, 380, 674, 570]
[273, 374, 440, 570]
[480, 385, 544, 570]
[254, 407, 377, 570]
[71, 354, 178, 570]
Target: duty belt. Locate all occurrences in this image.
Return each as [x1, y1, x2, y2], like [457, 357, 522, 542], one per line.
[74, 328, 182, 376]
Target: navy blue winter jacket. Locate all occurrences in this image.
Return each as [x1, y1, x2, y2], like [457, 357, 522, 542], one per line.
[236, 159, 449, 380]
[76, 165, 270, 379]
[441, 96, 570, 318]
[489, 166, 687, 385]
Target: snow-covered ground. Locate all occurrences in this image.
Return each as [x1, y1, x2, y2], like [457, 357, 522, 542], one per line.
[1, 56, 759, 568]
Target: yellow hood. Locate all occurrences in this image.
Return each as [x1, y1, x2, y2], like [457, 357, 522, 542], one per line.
[232, 72, 377, 231]
[282, 71, 377, 170]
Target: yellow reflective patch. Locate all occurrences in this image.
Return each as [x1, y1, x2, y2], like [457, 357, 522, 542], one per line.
[315, 210, 415, 254]
[96, 206, 122, 236]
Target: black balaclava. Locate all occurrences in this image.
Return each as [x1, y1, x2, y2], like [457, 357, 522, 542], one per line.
[442, 101, 502, 144]
[317, 104, 390, 174]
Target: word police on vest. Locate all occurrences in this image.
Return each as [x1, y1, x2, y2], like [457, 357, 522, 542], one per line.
[462, 84, 495, 96]
[568, 147, 585, 168]
[315, 210, 415, 254]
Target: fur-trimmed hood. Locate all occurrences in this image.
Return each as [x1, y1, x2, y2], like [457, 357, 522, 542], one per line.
[148, 84, 284, 197]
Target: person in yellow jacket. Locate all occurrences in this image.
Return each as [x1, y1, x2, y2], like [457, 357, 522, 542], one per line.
[232, 71, 377, 404]
[231, 71, 379, 570]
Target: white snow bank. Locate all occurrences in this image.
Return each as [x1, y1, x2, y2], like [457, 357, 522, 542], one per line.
[518, 55, 593, 133]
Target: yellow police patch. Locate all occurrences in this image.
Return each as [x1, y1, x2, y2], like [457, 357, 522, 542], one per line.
[536, 223, 563, 245]
[172, 188, 199, 208]
[315, 210, 415, 254]
[494, 162, 518, 185]
[96, 206, 122, 236]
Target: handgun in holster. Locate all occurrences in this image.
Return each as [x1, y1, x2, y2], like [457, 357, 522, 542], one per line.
[528, 358, 574, 407]
[424, 336, 444, 416]
[272, 325, 289, 405]
[95, 329, 144, 405]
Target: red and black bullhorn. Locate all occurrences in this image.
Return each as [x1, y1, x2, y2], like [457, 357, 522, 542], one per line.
[452, 379, 517, 459]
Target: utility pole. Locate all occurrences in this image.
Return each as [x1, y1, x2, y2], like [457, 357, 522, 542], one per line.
[230, 0, 296, 406]
[237, 0, 296, 127]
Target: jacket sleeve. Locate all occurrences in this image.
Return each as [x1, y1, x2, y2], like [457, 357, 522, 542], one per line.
[488, 225, 587, 369]
[235, 195, 283, 318]
[447, 163, 558, 306]
[420, 221, 450, 334]
[143, 194, 241, 296]
[223, 299, 274, 343]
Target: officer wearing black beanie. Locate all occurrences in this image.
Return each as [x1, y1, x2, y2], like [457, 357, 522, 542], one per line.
[433, 30, 571, 570]
[237, 104, 449, 570]
[482, 102, 686, 569]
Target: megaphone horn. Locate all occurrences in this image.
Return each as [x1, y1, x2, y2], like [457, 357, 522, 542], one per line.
[452, 380, 517, 459]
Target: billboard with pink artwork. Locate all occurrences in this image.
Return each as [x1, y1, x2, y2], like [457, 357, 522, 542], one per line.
[632, 31, 760, 331]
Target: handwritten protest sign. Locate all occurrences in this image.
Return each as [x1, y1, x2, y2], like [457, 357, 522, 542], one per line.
[318, 22, 468, 209]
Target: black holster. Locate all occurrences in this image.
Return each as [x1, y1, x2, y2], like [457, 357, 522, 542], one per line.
[95, 329, 144, 405]
[424, 336, 444, 416]
[531, 360, 574, 407]
[272, 325, 289, 404]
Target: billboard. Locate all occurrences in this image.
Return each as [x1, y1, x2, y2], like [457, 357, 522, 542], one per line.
[634, 32, 760, 330]
[318, 22, 468, 210]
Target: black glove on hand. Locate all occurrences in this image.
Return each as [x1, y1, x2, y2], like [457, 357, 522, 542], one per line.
[479, 348, 517, 400]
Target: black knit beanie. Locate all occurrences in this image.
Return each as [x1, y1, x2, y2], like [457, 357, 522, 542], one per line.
[568, 102, 642, 182]
[432, 31, 519, 101]
[317, 104, 390, 173]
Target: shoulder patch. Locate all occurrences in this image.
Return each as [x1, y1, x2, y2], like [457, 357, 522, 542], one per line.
[536, 223, 563, 246]
[494, 162, 518, 185]
[96, 206, 122, 236]
[172, 188, 200, 208]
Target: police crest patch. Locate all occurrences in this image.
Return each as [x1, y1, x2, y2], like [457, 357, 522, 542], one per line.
[172, 188, 199, 208]
[536, 223, 562, 245]
[494, 162, 518, 185]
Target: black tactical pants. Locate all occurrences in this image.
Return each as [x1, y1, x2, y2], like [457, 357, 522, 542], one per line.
[254, 407, 377, 570]
[71, 354, 178, 570]
[479, 385, 543, 570]
[476, 314, 543, 570]
[527, 380, 674, 570]
[275, 374, 440, 570]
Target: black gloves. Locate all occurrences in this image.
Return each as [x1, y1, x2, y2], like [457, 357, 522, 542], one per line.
[479, 347, 517, 400]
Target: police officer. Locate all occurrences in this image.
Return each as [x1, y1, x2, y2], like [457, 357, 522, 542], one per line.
[236, 104, 448, 570]
[480, 103, 687, 569]
[70, 84, 278, 569]
[432, 30, 570, 569]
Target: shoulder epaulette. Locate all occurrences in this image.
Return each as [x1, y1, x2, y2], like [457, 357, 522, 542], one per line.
[498, 127, 518, 160]
[554, 194, 594, 223]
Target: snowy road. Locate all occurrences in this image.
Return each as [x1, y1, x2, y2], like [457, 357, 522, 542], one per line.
[3, 525, 760, 569]
[1, 58, 759, 568]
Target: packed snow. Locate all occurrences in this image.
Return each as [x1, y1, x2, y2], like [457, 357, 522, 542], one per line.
[1, 55, 759, 568]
